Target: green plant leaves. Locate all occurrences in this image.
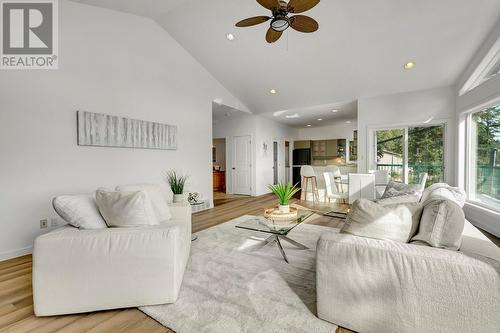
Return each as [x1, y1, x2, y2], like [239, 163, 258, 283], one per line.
[165, 170, 188, 194]
[267, 182, 300, 205]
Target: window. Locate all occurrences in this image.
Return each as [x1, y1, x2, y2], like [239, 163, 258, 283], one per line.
[467, 104, 500, 211]
[373, 125, 445, 187]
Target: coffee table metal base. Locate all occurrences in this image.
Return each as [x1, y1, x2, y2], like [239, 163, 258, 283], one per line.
[253, 235, 308, 263]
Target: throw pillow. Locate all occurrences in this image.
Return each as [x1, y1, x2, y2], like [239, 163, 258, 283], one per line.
[411, 199, 465, 250]
[95, 189, 159, 227]
[52, 194, 107, 229]
[116, 184, 172, 222]
[420, 183, 466, 207]
[381, 180, 423, 202]
[342, 199, 414, 243]
[379, 201, 424, 239]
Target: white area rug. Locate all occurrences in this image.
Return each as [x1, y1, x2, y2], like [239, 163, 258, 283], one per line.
[140, 215, 339, 333]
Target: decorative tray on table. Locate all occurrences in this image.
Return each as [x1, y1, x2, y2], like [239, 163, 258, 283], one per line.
[263, 207, 299, 223]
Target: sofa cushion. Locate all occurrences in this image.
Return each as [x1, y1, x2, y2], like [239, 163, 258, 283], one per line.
[116, 184, 171, 222]
[342, 199, 413, 243]
[411, 199, 465, 250]
[52, 194, 107, 229]
[96, 189, 159, 227]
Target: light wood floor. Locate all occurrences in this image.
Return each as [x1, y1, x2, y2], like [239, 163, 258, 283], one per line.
[0, 194, 351, 333]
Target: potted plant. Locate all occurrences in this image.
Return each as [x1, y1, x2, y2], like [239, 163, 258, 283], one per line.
[165, 170, 188, 203]
[267, 182, 300, 213]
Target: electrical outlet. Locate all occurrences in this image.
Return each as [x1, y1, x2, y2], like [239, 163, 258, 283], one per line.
[40, 219, 48, 229]
[50, 218, 59, 228]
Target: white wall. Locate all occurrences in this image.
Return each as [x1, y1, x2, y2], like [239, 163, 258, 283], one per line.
[297, 121, 357, 141]
[357, 86, 457, 183]
[213, 111, 297, 196]
[0, 0, 247, 260]
[254, 117, 297, 195]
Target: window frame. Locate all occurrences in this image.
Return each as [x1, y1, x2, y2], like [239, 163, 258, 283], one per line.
[464, 100, 500, 213]
[368, 120, 448, 184]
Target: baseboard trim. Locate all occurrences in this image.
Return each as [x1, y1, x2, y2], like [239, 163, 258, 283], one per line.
[0, 246, 33, 262]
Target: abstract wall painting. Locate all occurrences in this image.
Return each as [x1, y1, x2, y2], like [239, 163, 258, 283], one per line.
[77, 111, 177, 150]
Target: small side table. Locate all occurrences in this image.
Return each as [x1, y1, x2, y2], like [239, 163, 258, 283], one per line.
[190, 200, 209, 212]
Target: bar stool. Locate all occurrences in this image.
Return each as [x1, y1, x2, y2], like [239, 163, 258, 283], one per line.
[300, 166, 319, 202]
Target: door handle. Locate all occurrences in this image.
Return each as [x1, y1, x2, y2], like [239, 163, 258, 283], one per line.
[232, 167, 236, 170]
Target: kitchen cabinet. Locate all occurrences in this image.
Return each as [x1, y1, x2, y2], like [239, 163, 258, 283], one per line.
[312, 140, 337, 158]
[294, 140, 311, 149]
[312, 140, 326, 157]
[326, 140, 337, 157]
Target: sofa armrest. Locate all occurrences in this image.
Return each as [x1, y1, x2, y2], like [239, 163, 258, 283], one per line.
[33, 223, 190, 316]
[316, 233, 500, 333]
[169, 202, 192, 221]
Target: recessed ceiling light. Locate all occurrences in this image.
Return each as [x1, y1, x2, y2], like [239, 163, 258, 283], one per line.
[332, 109, 339, 113]
[285, 113, 300, 119]
[345, 120, 352, 124]
[317, 118, 323, 121]
[306, 124, 312, 127]
[270, 89, 277, 94]
[404, 61, 415, 70]
[226, 33, 235, 41]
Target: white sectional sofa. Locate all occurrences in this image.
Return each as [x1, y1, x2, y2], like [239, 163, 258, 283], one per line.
[33, 202, 192, 316]
[316, 186, 500, 333]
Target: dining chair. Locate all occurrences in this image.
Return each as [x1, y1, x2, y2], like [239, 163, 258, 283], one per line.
[325, 165, 343, 192]
[324, 172, 348, 204]
[370, 170, 390, 199]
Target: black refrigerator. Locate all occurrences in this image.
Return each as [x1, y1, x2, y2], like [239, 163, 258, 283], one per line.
[292, 149, 311, 186]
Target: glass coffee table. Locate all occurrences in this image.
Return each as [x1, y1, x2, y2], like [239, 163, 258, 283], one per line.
[235, 209, 314, 263]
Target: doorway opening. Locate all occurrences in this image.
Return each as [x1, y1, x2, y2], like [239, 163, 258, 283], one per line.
[273, 141, 279, 185]
[212, 137, 226, 194]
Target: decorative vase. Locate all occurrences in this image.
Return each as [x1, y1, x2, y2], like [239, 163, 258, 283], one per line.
[278, 204, 290, 213]
[173, 194, 185, 203]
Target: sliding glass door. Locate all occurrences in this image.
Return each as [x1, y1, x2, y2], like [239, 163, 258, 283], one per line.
[374, 124, 445, 187]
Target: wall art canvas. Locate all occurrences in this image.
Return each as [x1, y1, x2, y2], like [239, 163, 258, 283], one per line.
[77, 111, 177, 150]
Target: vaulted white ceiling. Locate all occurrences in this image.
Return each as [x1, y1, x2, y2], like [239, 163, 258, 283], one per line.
[72, 0, 500, 117]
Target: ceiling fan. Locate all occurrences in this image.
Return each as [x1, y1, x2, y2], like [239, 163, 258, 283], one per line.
[235, 0, 320, 43]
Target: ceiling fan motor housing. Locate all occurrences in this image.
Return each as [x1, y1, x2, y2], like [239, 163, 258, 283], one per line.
[271, 7, 290, 31]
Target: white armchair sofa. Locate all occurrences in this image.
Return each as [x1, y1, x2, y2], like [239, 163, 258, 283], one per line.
[33, 202, 192, 316]
[316, 197, 500, 332]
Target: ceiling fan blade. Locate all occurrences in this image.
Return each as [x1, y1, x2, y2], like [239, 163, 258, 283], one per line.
[256, 0, 280, 10]
[236, 16, 271, 27]
[290, 15, 319, 33]
[287, 0, 320, 13]
[266, 27, 283, 43]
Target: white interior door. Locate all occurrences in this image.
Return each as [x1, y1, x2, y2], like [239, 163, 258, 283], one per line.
[232, 135, 252, 195]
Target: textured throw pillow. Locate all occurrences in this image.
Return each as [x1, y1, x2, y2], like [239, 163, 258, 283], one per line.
[381, 180, 423, 202]
[380, 202, 424, 239]
[342, 199, 414, 243]
[411, 199, 465, 250]
[420, 183, 466, 207]
[116, 184, 171, 222]
[52, 194, 107, 229]
[95, 189, 159, 227]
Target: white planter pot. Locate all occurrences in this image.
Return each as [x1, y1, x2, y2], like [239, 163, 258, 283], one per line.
[278, 204, 290, 213]
[173, 194, 185, 203]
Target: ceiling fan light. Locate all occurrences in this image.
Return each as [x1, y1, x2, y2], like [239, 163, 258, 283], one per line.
[271, 17, 289, 32]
